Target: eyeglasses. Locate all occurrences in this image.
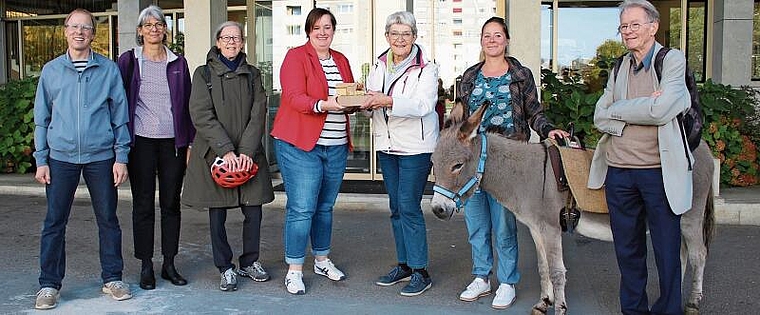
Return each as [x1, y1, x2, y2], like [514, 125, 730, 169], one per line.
[65, 24, 95, 32]
[387, 32, 414, 41]
[218, 35, 243, 43]
[617, 22, 653, 33]
[141, 22, 165, 30]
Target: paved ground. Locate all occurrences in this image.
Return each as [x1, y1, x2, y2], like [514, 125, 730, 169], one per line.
[0, 181, 759, 314]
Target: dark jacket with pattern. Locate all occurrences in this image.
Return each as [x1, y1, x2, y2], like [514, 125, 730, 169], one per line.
[182, 47, 274, 209]
[458, 56, 554, 141]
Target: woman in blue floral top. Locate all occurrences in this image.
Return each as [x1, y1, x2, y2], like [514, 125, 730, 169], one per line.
[455, 17, 568, 310]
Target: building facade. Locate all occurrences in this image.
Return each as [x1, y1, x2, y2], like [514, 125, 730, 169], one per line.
[2, 0, 758, 180]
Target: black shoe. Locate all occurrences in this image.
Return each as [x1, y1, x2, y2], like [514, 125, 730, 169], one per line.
[140, 266, 156, 290]
[161, 264, 188, 286]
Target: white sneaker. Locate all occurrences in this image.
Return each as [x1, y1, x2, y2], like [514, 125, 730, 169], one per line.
[314, 259, 345, 281]
[285, 270, 305, 295]
[492, 283, 516, 309]
[459, 277, 491, 302]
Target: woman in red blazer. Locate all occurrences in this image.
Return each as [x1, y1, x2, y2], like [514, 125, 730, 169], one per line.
[270, 7, 354, 296]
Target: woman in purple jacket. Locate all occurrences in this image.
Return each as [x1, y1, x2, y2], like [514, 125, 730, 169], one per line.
[117, 5, 195, 291]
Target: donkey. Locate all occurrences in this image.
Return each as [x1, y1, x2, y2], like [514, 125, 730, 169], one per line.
[430, 102, 714, 315]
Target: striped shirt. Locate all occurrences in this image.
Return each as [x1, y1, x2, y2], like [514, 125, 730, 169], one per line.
[72, 60, 87, 73]
[135, 59, 174, 138]
[316, 57, 348, 146]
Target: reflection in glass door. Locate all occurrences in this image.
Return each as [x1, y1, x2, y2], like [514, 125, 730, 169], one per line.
[315, 0, 377, 179]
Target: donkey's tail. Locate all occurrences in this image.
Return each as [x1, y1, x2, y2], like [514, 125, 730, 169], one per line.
[703, 187, 716, 253]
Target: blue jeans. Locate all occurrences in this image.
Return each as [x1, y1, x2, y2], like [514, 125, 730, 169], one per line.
[377, 152, 431, 269]
[606, 167, 682, 315]
[275, 139, 347, 265]
[463, 190, 520, 284]
[39, 158, 123, 290]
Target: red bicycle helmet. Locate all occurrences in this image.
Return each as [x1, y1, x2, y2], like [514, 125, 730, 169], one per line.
[210, 157, 258, 188]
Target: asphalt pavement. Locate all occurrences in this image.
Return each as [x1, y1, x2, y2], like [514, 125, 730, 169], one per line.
[0, 174, 758, 314]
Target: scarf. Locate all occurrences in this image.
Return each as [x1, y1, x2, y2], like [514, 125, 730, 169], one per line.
[384, 45, 419, 92]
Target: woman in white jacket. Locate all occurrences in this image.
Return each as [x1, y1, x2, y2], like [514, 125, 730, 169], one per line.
[361, 11, 439, 297]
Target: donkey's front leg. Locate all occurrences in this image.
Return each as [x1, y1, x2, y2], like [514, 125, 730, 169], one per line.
[543, 226, 568, 315]
[528, 225, 554, 314]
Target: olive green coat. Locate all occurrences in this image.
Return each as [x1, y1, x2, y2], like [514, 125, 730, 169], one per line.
[182, 47, 274, 209]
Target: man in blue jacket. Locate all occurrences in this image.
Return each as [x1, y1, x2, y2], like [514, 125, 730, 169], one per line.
[32, 8, 132, 310]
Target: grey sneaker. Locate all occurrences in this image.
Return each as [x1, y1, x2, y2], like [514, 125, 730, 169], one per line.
[35, 287, 59, 310]
[375, 265, 413, 286]
[238, 261, 270, 282]
[399, 271, 432, 297]
[220, 268, 238, 291]
[102, 281, 132, 301]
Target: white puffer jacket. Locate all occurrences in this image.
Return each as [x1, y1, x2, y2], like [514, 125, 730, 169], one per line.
[365, 45, 439, 154]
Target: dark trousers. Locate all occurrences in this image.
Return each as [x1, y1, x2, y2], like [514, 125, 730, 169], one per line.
[605, 167, 682, 315]
[209, 206, 262, 272]
[128, 136, 187, 261]
[39, 158, 123, 289]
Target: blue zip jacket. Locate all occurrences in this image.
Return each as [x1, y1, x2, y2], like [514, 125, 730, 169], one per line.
[33, 51, 131, 166]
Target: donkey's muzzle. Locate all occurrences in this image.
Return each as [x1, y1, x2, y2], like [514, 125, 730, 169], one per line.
[430, 193, 456, 221]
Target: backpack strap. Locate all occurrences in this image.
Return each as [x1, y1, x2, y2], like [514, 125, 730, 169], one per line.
[124, 48, 136, 91]
[653, 47, 671, 82]
[654, 47, 693, 169]
[202, 64, 212, 92]
[612, 53, 625, 83]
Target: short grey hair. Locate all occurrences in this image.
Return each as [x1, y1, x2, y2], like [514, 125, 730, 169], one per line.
[385, 11, 417, 36]
[619, 0, 660, 22]
[136, 5, 167, 45]
[214, 21, 245, 41]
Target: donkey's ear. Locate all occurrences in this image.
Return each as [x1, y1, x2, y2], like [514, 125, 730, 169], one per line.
[458, 100, 490, 141]
[448, 98, 466, 124]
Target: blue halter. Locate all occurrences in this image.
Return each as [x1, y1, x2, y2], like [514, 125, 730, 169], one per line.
[432, 133, 488, 210]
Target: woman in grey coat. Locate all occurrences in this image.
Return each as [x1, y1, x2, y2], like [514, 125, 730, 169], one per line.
[182, 21, 274, 292]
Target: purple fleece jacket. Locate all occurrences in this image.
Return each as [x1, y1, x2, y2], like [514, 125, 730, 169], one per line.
[117, 46, 195, 148]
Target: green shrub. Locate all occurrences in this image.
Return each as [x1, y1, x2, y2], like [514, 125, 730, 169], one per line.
[0, 77, 38, 173]
[540, 68, 603, 147]
[699, 80, 760, 186]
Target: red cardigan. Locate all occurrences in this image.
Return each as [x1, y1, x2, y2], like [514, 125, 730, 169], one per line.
[271, 43, 355, 151]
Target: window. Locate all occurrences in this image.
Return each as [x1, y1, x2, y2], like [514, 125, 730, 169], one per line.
[541, 1, 708, 86]
[337, 4, 354, 13]
[453, 8, 462, 13]
[453, 18, 462, 25]
[753, 0, 760, 80]
[287, 25, 301, 36]
[286, 6, 301, 16]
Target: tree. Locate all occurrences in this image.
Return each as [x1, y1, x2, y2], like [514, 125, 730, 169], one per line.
[580, 40, 626, 93]
[595, 39, 627, 60]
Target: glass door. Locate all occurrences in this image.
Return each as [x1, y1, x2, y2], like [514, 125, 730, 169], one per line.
[313, 0, 378, 179]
